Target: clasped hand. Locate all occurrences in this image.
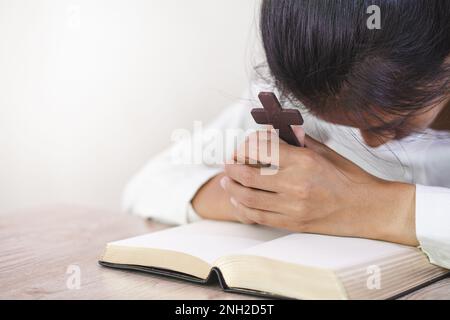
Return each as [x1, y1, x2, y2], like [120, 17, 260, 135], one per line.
[220, 127, 417, 245]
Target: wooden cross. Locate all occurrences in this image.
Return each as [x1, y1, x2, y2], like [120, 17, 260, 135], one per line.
[251, 92, 304, 147]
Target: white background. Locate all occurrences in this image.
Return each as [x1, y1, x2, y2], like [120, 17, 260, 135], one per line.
[0, 0, 262, 214]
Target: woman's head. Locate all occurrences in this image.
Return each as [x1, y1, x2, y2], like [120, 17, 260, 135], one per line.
[260, 0, 450, 147]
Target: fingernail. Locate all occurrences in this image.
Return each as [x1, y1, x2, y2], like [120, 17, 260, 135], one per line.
[220, 176, 228, 189]
[230, 197, 238, 207]
[291, 125, 306, 145]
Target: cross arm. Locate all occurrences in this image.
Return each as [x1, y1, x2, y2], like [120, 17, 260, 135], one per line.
[280, 109, 304, 126]
[251, 108, 270, 124]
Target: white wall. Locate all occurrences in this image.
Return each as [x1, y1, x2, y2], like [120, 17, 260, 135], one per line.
[0, 0, 263, 214]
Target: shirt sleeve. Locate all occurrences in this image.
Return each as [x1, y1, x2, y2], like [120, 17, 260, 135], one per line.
[415, 184, 450, 269]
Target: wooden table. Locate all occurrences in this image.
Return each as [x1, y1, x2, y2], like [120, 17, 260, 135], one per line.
[1, 206, 449, 300]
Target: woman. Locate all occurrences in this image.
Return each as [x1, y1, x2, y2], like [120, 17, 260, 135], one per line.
[124, 0, 450, 269]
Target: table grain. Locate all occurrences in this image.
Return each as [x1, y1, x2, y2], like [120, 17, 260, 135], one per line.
[0, 206, 448, 300]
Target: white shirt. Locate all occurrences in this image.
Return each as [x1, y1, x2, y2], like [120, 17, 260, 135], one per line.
[123, 78, 450, 269]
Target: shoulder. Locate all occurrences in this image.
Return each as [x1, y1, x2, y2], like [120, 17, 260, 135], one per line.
[422, 130, 450, 188]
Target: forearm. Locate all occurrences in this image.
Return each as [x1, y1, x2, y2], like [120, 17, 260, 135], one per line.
[371, 181, 418, 246]
[319, 180, 418, 246]
[192, 168, 419, 246]
[191, 173, 240, 221]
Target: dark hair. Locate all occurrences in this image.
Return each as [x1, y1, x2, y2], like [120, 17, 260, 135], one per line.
[259, 0, 450, 137]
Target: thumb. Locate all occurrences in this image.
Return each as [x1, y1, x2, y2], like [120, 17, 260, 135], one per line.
[291, 125, 305, 147]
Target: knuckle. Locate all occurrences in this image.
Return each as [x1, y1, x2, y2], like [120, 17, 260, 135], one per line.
[233, 210, 252, 224]
[236, 201, 247, 211]
[240, 217, 255, 225]
[240, 215, 256, 225]
[252, 213, 267, 225]
[240, 207, 263, 224]
[240, 190, 257, 207]
[235, 202, 246, 215]
[239, 166, 256, 187]
[295, 182, 312, 199]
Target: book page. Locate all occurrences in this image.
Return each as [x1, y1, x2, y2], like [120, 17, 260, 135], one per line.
[108, 220, 290, 264]
[233, 233, 418, 270]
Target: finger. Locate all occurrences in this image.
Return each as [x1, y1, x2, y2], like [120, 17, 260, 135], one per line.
[220, 175, 285, 212]
[224, 163, 285, 192]
[233, 130, 300, 168]
[228, 197, 256, 224]
[291, 125, 305, 146]
[232, 129, 279, 166]
[231, 200, 295, 230]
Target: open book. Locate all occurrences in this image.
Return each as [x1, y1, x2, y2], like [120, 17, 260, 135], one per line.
[99, 220, 447, 299]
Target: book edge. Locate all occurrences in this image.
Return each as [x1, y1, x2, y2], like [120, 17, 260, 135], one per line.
[98, 260, 291, 299]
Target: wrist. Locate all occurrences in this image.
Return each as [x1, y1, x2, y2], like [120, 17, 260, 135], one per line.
[191, 173, 240, 222]
[374, 181, 418, 246]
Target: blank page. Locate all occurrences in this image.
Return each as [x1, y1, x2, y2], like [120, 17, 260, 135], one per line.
[234, 233, 418, 270]
[108, 220, 290, 264]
